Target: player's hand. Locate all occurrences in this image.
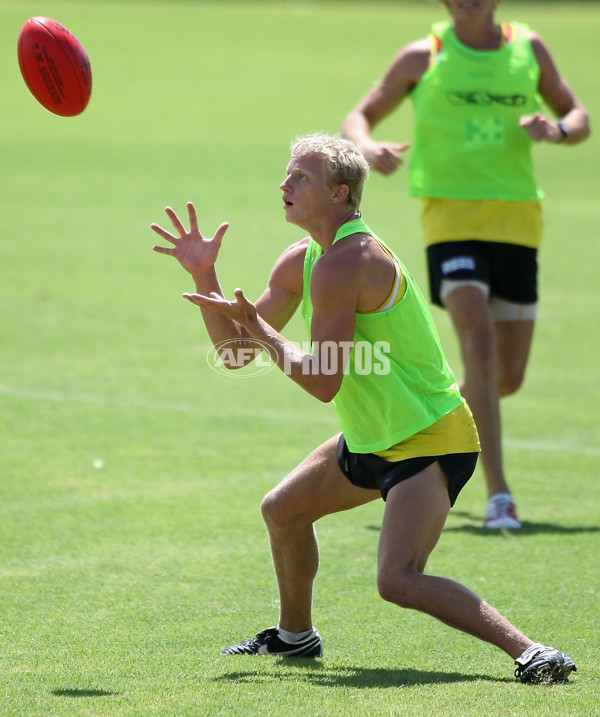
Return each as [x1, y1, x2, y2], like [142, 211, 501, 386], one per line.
[362, 141, 410, 175]
[183, 288, 259, 330]
[151, 201, 229, 278]
[519, 112, 562, 143]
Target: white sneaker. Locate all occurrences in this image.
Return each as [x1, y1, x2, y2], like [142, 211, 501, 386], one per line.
[484, 493, 521, 529]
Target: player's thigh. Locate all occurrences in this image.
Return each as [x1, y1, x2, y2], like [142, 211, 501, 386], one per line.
[262, 434, 379, 527]
[378, 461, 450, 574]
[443, 284, 496, 352]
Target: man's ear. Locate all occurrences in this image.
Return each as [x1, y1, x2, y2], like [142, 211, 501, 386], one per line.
[331, 184, 350, 204]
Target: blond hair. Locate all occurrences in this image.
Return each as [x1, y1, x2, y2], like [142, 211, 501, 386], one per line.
[290, 132, 369, 210]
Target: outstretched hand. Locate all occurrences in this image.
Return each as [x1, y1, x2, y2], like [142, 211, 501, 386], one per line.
[183, 288, 259, 331]
[151, 201, 229, 278]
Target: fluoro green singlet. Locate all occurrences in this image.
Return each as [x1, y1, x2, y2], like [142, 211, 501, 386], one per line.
[409, 21, 542, 200]
[301, 217, 462, 453]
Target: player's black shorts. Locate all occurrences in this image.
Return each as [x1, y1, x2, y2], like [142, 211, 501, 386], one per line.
[337, 435, 478, 506]
[427, 240, 538, 307]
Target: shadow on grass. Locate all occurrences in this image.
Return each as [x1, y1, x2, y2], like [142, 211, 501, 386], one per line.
[443, 513, 600, 536]
[366, 519, 600, 536]
[52, 689, 119, 698]
[214, 664, 511, 687]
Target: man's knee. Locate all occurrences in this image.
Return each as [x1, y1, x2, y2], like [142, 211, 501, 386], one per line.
[260, 487, 306, 533]
[260, 489, 284, 528]
[376, 566, 421, 609]
[497, 367, 526, 397]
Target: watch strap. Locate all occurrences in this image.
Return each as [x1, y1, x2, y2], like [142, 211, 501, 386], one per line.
[557, 120, 569, 143]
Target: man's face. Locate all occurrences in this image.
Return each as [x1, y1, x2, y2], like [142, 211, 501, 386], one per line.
[280, 152, 335, 227]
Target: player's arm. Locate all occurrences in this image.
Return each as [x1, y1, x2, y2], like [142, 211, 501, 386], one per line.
[190, 237, 306, 370]
[341, 39, 430, 175]
[256, 246, 361, 403]
[519, 32, 590, 145]
[152, 201, 304, 368]
[254, 238, 306, 332]
[188, 244, 363, 402]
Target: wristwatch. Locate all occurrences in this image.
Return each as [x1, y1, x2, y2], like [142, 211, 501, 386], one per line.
[556, 120, 569, 143]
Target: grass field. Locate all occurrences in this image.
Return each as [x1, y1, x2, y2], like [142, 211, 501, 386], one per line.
[1, 1, 599, 715]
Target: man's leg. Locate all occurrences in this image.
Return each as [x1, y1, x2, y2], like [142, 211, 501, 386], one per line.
[377, 461, 532, 658]
[494, 319, 535, 398]
[260, 434, 379, 632]
[222, 447, 576, 681]
[442, 285, 509, 498]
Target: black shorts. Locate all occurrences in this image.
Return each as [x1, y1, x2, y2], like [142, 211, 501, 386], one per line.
[427, 240, 538, 307]
[337, 435, 478, 506]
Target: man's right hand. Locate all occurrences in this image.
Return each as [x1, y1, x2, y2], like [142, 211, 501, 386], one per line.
[151, 201, 229, 280]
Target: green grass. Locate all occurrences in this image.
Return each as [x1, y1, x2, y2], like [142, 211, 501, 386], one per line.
[1, 1, 599, 714]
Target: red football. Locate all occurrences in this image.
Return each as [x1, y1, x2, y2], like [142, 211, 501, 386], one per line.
[17, 17, 92, 117]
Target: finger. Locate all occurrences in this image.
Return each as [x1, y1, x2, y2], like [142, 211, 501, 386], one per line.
[233, 288, 256, 311]
[377, 158, 400, 176]
[183, 293, 233, 314]
[165, 206, 187, 236]
[183, 292, 208, 307]
[519, 112, 534, 125]
[519, 113, 541, 128]
[187, 202, 199, 234]
[152, 245, 175, 255]
[383, 150, 401, 165]
[380, 143, 409, 160]
[183, 292, 225, 305]
[150, 223, 177, 243]
[213, 222, 230, 247]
